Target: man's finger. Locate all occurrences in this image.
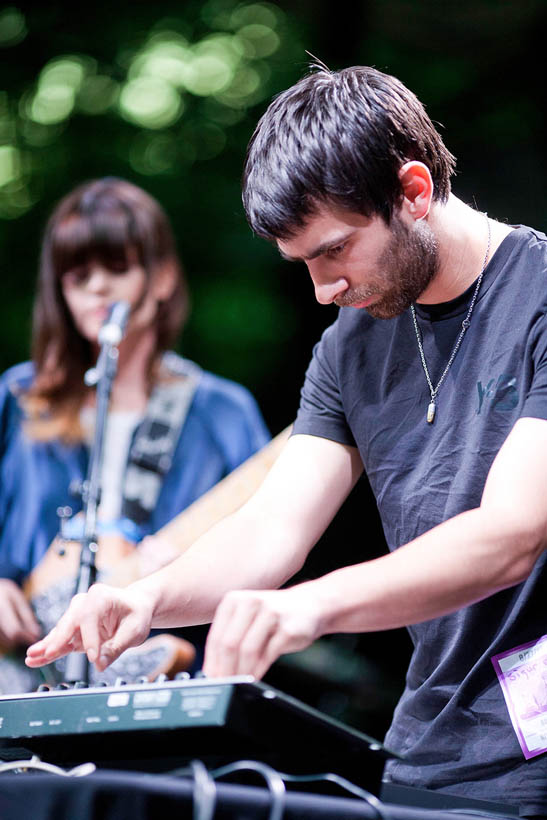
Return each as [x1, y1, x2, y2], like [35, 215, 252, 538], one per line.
[203, 594, 237, 676]
[204, 594, 260, 677]
[254, 628, 299, 680]
[25, 611, 83, 667]
[78, 610, 103, 666]
[234, 607, 279, 676]
[95, 614, 149, 671]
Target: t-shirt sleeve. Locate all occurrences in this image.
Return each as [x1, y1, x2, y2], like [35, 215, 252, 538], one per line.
[292, 323, 356, 447]
[521, 312, 547, 421]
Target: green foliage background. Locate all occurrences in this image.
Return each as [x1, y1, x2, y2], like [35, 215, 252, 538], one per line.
[0, 0, 545, 733]
[1, 0, 545, 436]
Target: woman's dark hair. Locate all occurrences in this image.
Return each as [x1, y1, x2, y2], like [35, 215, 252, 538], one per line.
[242, 64, 456, 240]
[26, 177, 188, 440]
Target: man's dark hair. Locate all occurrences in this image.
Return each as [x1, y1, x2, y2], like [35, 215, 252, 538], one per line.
[242, 64, 456, 240]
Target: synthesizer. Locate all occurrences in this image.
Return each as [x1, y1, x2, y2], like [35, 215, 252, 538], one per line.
[0, 675, 394, 793]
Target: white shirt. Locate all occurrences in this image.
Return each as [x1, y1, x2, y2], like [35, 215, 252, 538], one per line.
[80, 407, 142, 521]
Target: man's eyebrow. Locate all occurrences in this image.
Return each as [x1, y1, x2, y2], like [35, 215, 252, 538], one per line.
[278, 232, 353, 263]
[278, 248, 299, 263]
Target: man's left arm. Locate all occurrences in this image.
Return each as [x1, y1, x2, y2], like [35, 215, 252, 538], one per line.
[203, 416, 547, 677]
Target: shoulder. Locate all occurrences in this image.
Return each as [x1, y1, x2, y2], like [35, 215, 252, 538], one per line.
[0, 362, 34, 444]
[311, 308, 398, 371]
[512, 224, 547, 247]
[195, 368, 265, 419]
[163, 351, 269, 437]
[492, 227, 547, 320]
[498, 225, 547, 276]
[191, 367, 271, 461]
[0, 361, 34, 407]
[0, 362, 34, 388]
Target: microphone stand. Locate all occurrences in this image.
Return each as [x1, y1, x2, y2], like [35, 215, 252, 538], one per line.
[64, 302, 129, 685]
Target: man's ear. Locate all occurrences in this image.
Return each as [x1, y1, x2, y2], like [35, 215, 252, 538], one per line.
[398, 161, 434, 220]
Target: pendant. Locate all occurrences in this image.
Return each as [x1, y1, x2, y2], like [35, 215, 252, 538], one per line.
[427, 401, 436, 424]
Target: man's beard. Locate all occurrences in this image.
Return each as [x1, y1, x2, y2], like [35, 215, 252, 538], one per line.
[335, 216, 440, 319]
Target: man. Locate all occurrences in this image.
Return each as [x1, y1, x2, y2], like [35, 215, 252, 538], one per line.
[27, 66, 547, 817]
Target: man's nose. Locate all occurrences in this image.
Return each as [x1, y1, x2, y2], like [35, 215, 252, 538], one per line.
[311, 273, 349, 305]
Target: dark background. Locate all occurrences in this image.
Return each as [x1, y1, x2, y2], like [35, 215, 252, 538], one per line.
[0, 0, 546, 742]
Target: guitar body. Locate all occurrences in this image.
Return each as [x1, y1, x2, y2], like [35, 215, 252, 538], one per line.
[23, 532, 140, 603]
[0, 426, 291, 694]
[0, 533, 195, 693]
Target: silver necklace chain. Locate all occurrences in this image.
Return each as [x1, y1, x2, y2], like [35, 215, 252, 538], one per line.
[410, 213, 491, 424]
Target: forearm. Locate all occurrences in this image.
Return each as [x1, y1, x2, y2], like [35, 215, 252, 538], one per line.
[130, 434, 362, 629]
[25, 434, 362, 674]
[309, 505, 545, 636]
[129, 507, 310, 629]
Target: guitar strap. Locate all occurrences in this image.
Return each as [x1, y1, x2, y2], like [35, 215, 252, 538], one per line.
[121, 353, 201, 524]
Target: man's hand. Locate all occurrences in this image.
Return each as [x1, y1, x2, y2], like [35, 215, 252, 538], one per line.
[203, 585, 323, 679]
[25, 583, 154, 672]
[27, 435, 361, 678]
[0, 578, 41, 648]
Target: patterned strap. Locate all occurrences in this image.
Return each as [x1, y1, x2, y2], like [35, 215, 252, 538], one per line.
[121, 354, 201, 524]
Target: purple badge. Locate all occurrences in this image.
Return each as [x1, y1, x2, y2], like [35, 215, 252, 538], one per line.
[492, 635, 547, 759]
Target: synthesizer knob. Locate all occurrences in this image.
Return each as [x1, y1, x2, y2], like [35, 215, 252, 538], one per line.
[55, 682, 71, 690]
[36, 684, 51, 692]
[174, 671, 191, 681]
[114, 677, 128, 686]
[73, 680, 89, 688]
[154, 673, 168, 684]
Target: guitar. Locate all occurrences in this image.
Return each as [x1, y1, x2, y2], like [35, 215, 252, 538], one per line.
[0, 426, 291, 693]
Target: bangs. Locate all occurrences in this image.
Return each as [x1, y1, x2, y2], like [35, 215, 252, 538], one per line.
[50, 210, 143, 278]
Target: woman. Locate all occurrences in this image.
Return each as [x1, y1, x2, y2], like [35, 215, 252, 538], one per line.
[0, 178, 270, 690]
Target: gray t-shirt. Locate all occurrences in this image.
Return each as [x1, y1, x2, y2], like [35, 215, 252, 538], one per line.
[293, 226, 547, 815]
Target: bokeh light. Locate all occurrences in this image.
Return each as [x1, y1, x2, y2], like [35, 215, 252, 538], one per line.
[0, 145, 20, 188]
[0, 0, 294, 221]
[0, 6, 27, 48]
[25, 56, 94, 126]
[119, 76, 183, 129]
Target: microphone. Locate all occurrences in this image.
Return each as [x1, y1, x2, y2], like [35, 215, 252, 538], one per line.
[84, 301, 131, 387]
[98, 301, 130, 346]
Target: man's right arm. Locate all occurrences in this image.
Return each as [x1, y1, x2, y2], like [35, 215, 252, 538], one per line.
[26, 433, 363, 671]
